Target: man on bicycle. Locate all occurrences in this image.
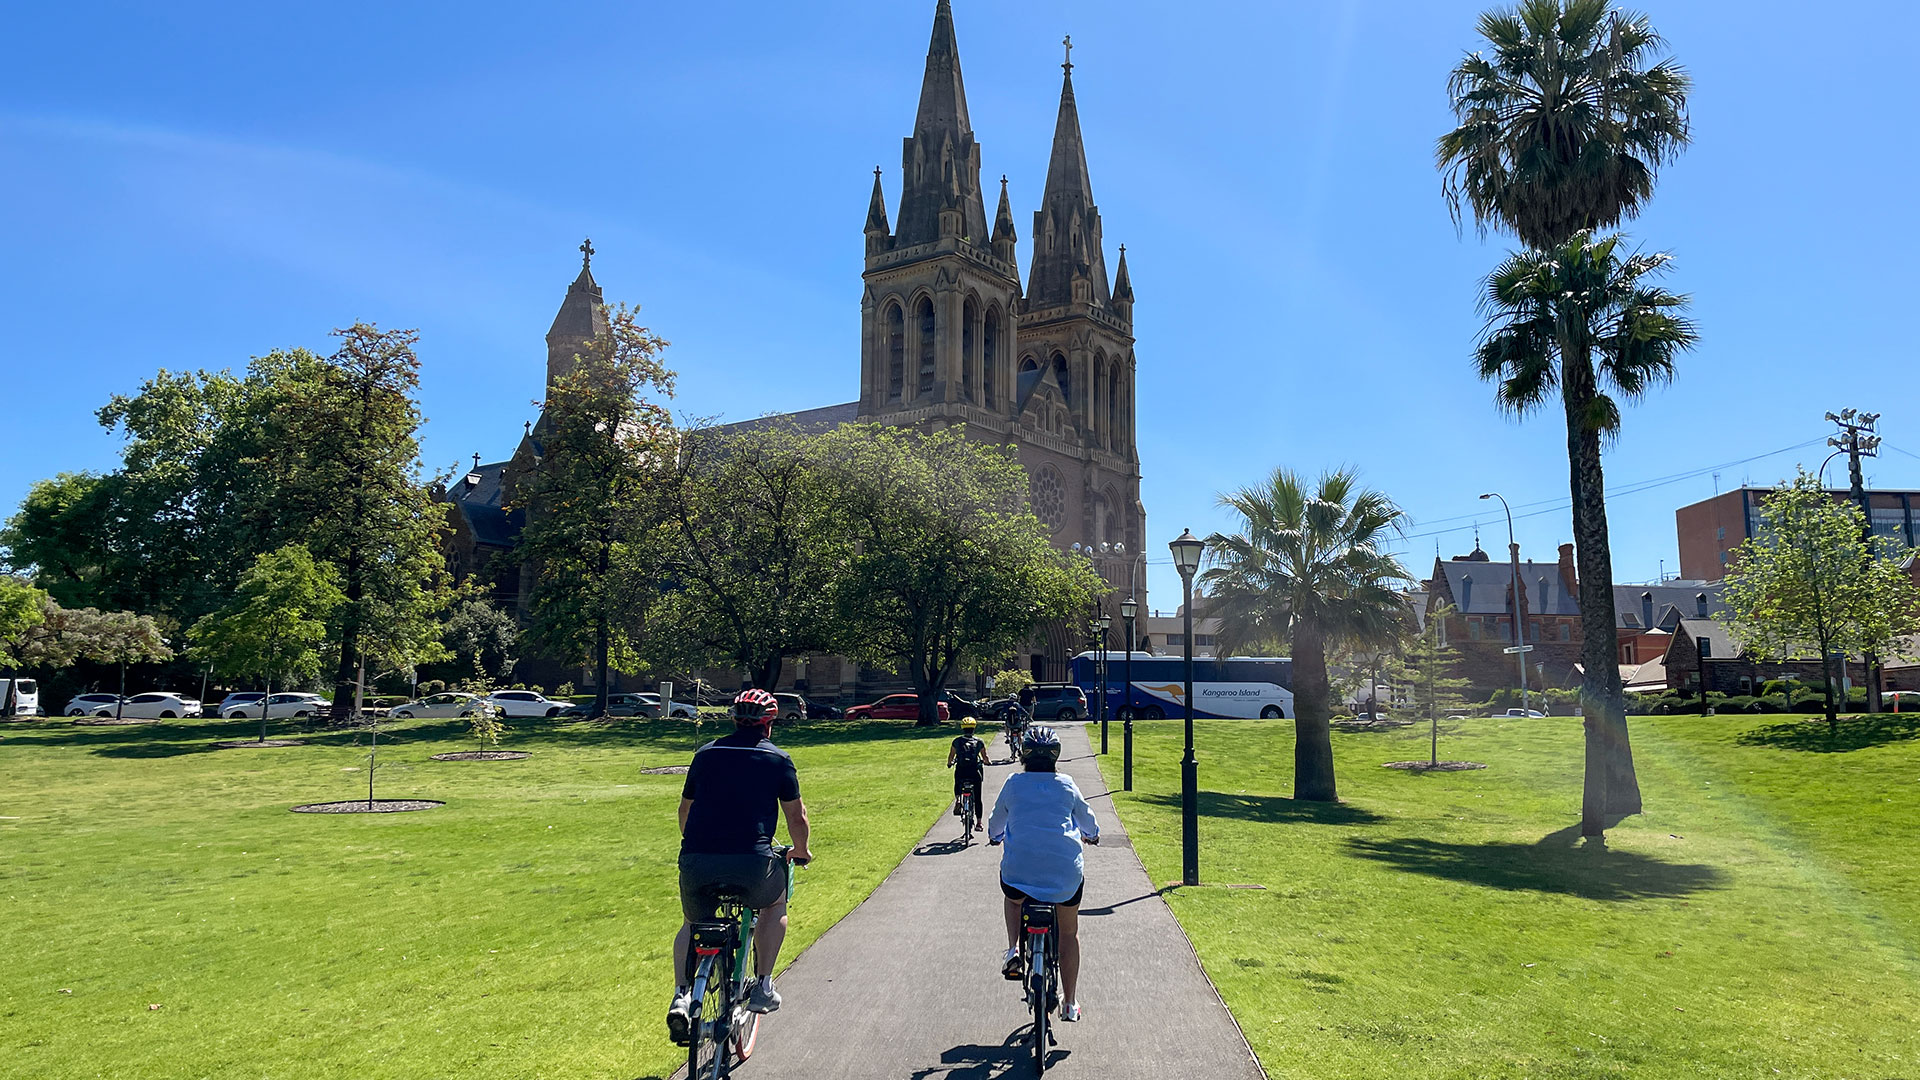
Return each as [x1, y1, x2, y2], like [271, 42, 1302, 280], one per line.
[987, 726, 1098, 1022]
[947, 717, 987, 829]
[667, 688, 813, 1044]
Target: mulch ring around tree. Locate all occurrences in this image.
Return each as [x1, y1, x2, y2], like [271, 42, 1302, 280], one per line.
[290, 800, 445, 814]
[641, 765, 689, 775]
[215, 739, 306, 748]
[1335, 718, 1415, 731]
[1382, 760, 1488, 772]
[430, 751, 531, 761]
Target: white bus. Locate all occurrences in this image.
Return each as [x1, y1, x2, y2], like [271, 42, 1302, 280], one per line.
[1071, 652, 1294, 720]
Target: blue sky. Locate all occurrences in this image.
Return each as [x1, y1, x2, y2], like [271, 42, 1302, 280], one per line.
[4, 1, 1916, 609]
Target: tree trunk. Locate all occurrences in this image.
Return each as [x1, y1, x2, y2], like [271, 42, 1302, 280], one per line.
[593, 541, 611, 718]
[261, 673, 273, 744]
[1291, 623, 1337, 801]
[1561, 348, 1641, 835]
[330, 551, 364, 725]
[913, 657, 942, 727]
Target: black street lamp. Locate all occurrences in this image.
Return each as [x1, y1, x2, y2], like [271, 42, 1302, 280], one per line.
[1168, 528, 1206, 886]
[1120, 594, 1137, 792]
[1094, 612, 1112, 752]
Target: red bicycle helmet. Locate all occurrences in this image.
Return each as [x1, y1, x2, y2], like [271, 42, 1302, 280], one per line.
[732, 688, 778, 725]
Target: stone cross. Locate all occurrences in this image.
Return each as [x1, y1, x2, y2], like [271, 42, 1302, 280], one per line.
[1062, 35, 1073, 73]
[579, 237, 594, 268]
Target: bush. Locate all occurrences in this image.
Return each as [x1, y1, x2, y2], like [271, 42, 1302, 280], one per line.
[556, 681, 575, 698]
[418, 680, 446, 695]
[989, 669, 1034, 698]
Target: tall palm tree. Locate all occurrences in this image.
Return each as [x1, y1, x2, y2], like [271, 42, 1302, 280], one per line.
[1477, 231, 1696, 832]
[1436, 0, 1691, 251]
[1202, 468, 1410, 802]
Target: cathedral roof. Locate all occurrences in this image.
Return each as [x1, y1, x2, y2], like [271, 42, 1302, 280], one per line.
[444, 460, 523, 549]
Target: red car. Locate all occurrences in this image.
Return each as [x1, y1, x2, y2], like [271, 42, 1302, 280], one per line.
[845, 693, 951, 722]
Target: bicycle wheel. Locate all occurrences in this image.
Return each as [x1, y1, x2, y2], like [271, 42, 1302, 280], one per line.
[1030, 949, 1049, 1074]
[962, 795, 974, 844]
[731, 935, 761, 1061]
[689, 961, 733, 1079]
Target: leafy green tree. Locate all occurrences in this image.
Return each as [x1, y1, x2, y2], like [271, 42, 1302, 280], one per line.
[647, 425, 845, 690]
[823, 424, 1104, 726]
[1475, 232, 1696, 829]
[1392, 604, 1474, 766]
[989, 668, 1035, 699]
[1720, 471, 1920, 731]
[1437, 0, 1691, 251]
[0, 474, 120, 610]
[268, 326, 450, 722]
[0, 578, 47, 714]
[436, 589, 519, 690]
[88, 610, 175, 723]
[1201, 467, 1410, 801]
[515, 305, 676, 718]
[189, 545, 344, 743]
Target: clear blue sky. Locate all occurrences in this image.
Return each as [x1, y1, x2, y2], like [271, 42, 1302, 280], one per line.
[4, 1, 1916, 609]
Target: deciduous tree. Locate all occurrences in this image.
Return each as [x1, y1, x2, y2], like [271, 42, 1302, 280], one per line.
[1392, 604, 1474, 766]
[188, 544, 344, 743]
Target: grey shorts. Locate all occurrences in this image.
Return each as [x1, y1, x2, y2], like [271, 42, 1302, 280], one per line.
[678, 852, 788, 921]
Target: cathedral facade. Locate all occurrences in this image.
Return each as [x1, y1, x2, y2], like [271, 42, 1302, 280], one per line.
[445, 0, 1145, 691]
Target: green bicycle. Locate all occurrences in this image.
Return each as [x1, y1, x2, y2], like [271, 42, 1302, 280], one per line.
[683, 847, 805, 1079]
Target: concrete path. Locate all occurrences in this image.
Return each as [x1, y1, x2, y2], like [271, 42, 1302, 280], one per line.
[688, 722, 1264, 1079]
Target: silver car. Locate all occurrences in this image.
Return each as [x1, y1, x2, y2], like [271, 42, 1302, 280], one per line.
[90, 692, 202, 720]
[390, 692, 498, 719]
[222, 692, 326, 719]
[65, 693, 123, 717]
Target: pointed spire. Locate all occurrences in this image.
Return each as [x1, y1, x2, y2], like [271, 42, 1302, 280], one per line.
[1027, 42, 1109, 309]
[1112, 243, 1133, 302]
[548, 242, 608, 388]
[865, 167, 890, 235]
[894, 0, 987, 248]
[991, 174, 1020, 272]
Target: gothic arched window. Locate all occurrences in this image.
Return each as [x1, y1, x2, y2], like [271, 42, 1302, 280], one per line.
[1108, 365, 1120, 451]
[983, 309, 999, 409]
[885, 302, 904, 402]
[1051, 352, 1071, 408]
[962, 298, 977, 404]
[916, 296, 936, 398]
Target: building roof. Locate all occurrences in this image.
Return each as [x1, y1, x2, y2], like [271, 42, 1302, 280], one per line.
[1431, 558, 1580, 617]
[1675, 617, 1738, 660]
[713, 402, 861, 436]
[445, 460, 523, 548]
[1615, 581, 1726, 630]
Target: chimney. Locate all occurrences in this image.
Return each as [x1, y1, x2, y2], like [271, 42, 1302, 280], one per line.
[1558, 543, 1577, 594]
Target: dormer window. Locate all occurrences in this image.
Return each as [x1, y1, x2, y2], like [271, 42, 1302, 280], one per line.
[1696, 592, 1709, 617]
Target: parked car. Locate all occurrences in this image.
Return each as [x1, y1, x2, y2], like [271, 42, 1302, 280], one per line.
[90, 692, 202, 720]
[845, 693, 950, 722]
[390, 692, 498, 719]
[1027, 684, 1088, 723]
[2, 678, 40, 716]
[635, 692, 697, 719]
[65, 693, 122, 717]
[485, 690, 572, 718]
[559, 692, 695, 719]
[803, 697, 843, 720]
[1502, 708, 1546, 719]
[939, 690, 981, 720]
[217, 692, 266, 713]
[771, 693, 808, 722]
[222, 692, 327, 719]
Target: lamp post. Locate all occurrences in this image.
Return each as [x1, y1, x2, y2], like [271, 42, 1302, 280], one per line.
[1169, 528, 1205, 887]
[1094, 612, 1112, 753]
[1120, 594, 1137, 791]
[1479, 492, 1531, 717]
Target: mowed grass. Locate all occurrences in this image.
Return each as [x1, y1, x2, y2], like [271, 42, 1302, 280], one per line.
[0, 713, 950, 1079]
[1097, 713, 1920, 1079]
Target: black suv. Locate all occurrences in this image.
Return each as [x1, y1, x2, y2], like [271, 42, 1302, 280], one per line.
[1027, 684, 1088, 723]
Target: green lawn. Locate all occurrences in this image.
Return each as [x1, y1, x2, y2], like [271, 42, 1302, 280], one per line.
[0, 714, 949, 1079]
[1097, 713, 1920, 1080]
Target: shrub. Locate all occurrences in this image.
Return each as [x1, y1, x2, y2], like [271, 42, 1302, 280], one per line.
[556, 681, 575, 698]
[418, 680, 446, 695]
[989, 669, 1034, 697]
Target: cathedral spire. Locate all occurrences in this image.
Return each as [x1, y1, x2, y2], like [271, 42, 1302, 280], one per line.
[992, 174, 1019, 268]
[1112, 243, 1132, 300]
[865, 167, 891, 254]
[547, 240, 608, 390]
[1027, 38, 1109, 309]
[893, 0, 987, 248]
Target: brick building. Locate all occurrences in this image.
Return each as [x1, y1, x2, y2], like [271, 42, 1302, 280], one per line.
[1676, 486, 1920, 580]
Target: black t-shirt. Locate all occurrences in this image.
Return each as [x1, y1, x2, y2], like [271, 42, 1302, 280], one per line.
[680, 730, 801, 857]
[951, 735, 985, 776]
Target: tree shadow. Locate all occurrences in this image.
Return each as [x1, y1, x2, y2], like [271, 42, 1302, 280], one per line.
[1735, 714, 1920, 753]
[1132, 790, 1384, 826]
[91, 741, 215, 759]
[909, 1028, 1066, 1080]
[1344, 828, 1723, 902]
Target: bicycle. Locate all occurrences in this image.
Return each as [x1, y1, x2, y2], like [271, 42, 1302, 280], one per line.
[956, 786, 978, 845]
[1019, 899, 1061, 1074]
[682, 847, 806, 1080]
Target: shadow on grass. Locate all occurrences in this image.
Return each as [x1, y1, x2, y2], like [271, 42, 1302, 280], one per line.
[1344, 829, 1723, 902]
[1735, 713, 1920, 753]
[1133, 790, 1384, 826]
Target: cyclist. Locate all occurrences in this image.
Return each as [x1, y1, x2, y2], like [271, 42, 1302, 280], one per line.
[667, 688, 813, 1043]
[947, 717, 987, 829]
[986, 725, 1099, 1022]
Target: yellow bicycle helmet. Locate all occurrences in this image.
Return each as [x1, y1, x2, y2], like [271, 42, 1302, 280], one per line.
[960, 717, 977, 731]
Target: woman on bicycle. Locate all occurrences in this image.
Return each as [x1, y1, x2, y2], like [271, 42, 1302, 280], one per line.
[986, 725, 1099, 1022]
[947, 717, 987, 830]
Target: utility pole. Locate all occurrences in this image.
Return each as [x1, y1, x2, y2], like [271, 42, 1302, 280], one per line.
[1827, 409, 1883, 712]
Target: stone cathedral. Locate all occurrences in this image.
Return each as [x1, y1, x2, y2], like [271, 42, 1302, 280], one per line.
[445, 0, 1146, 690]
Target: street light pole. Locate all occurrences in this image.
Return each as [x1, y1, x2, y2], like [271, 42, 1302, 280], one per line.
[1095, 613, 1112, 753]
[1121, 594, 1137, 792]
[1480, 493, 1530, 716]
[1169, 529, 1206, 887]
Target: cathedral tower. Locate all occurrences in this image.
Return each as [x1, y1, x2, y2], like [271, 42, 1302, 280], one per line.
[545, 238, 608, 394]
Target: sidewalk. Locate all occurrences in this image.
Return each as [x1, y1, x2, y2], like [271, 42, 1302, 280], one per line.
[690, 722, 1264, 1079]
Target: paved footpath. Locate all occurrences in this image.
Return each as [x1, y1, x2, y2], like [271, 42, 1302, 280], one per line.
[685, 722, 1265, 1079]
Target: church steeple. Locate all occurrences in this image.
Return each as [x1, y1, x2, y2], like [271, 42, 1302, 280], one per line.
[545, 238, 608, 391]
[992, 174, 1019, 272]
[1111, 243, 1133, 323]
[865, 167, 891, 255]
[894, 0, 987, 248]
[1027, 38, 1109, 310]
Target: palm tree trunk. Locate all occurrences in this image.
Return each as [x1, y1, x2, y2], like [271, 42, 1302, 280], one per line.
[1561, 349, 1642, 835]
[1291, 623, 1337, 801]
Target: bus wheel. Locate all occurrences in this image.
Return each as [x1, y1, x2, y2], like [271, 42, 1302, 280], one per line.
[1143, 705, 1165, 721]
[1260, 705, 1282, 720]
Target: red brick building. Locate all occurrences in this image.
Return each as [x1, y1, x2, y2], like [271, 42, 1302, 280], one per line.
[1676, 487, 1920, 581]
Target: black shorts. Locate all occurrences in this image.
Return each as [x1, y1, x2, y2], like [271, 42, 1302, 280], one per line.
[1001, 877, 1084, 907]
[678, 852, 788, 921]
[953, 770, 984, 797]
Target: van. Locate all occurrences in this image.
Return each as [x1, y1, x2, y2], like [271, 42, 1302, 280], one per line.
[1, 678, 40, 717]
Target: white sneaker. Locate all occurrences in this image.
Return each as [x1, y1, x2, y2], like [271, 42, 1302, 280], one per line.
[1061, 1001, 1082, 1022]
[666, 988, 695, 1044]
[1001, 948, 1022, 980]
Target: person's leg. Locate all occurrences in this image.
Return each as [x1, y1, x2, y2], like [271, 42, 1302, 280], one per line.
[1003, 894, 1023, 951]
[751, 894, 788, 979]
[1057, 903, 1081, 1005]
[672, 920, 693, 985]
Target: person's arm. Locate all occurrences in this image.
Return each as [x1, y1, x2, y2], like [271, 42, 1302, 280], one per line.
[987, 778, 1012, 842]
[781, 797, 811, 862]
[679, 797, 694, 834]
[947, 742, 957, 768]
[1064, 776, 1099, 842]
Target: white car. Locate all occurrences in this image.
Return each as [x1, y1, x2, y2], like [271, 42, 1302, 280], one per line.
[1502, 708, 1547, 719]
[222, 692, 327, 719]
[66, 693, 123, 717]
[90, 692, 202, 720]
[390, 692, 498, 719]
[485, 690, 570, 718]
[2, 678, 39, 716]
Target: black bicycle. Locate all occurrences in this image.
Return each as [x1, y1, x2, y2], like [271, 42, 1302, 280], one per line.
[1019, 899, 1061, 1074]
[682, 848, 806, 1079]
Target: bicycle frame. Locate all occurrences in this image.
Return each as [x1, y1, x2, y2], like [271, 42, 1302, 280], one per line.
[684, 855, 799, 1079]
[1020, 900, 1060, 1073]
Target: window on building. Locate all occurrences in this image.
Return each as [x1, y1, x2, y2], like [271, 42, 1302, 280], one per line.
[1108, 366, 1120, 450]
[1052, 352, 1072, 407]
[885, 303, 904, 401]
[1716, 526, 1725, 541]
[983, 311, 998, 408]
[1530, 619, 1542, 642]
[961, 299, 976, 403]
[1467, 618, 1483, 640]
[916, 297, 936, 398]
[1558, 622, 1571, 642]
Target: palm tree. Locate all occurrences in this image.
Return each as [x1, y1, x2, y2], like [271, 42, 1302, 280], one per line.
[1202, 468, 1410, 802]
[1477, 231, 1696, 831]
[1436, 0, 1691, 251]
